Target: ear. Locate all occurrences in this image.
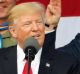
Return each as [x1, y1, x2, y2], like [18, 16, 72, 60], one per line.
[9, 25, 17, 38]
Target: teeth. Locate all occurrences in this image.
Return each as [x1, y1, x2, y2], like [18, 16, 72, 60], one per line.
[36, 34, 40, 37]
[32, 34, 40, 39]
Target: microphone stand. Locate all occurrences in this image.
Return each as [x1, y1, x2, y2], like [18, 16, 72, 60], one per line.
[23, 37, 40, 74]
[27, 49, 33, 74]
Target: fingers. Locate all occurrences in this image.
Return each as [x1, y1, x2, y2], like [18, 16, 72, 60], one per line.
[50, 0, 61, 7]
[45, 0, 61, 27]
[48, 0, 61, 15]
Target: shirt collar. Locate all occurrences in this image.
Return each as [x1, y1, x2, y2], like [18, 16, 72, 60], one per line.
[45, 29, 55, 34]
[17, 45, 25, 62]
[17, 44, 42, 62]
[34, 48, 42, 61]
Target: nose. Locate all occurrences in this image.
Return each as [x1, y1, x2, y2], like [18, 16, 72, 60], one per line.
[32, 22, 39, 32]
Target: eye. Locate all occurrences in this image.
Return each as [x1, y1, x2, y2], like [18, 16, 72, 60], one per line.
[36, 20, 44, 24]
[24, 21, 32, 25]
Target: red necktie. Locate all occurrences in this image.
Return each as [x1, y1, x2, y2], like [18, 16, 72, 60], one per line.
[23, 61, 33, 74]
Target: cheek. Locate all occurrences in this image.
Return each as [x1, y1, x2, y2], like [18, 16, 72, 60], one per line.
[15, 30, 30, 45]
[8, 0, 16, 4]
[39, 25, 45, 39]
[7, 0, 16, 8]
[39, 26, 45, 45]
[17, 27, 32, 39]
[40, 25, 45, 33]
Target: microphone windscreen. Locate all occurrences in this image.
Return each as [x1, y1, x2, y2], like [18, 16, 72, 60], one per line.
[23, 37, 40, 60]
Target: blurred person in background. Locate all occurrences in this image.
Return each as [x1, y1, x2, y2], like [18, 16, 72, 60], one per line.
[0, 0, 19, 48]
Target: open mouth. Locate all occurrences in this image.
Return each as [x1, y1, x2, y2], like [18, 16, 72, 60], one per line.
[32, 34, 40, 39]
[0, 4, 7, 7]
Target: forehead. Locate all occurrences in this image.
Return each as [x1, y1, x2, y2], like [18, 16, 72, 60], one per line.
[8, 2, 45, 24]
[16, 13, 43, 22]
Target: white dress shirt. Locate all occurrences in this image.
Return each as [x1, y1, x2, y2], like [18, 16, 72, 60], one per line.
[17, 45, 42, 74]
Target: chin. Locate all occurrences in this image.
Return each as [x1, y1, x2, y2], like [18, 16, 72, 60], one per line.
[0, 14, 8, 19]
[39, 41, 44, 48]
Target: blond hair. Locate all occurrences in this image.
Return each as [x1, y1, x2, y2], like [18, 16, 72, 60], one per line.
[8, 2, 46, 25]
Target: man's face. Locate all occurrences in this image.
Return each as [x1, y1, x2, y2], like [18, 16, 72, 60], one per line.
[0, 0, 16, 18]
[10, 13, 45, 48]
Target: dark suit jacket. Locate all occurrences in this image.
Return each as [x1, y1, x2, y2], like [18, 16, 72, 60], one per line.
[0, 45, 79, 74]
[44, 30, 80, 62]
[58, 33, 80, 62]
[43, 30, 56, 50]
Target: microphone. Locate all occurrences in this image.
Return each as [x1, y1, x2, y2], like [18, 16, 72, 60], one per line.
[23, 37, 40, 60]
[23, 37, 40, 74]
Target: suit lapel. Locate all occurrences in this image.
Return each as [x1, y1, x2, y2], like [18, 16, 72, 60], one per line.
[3, 46, 17, 74]
[38, 31, 56, 74]
[38, 46, 56, 74]
[38, 57, 54, 74]
[44, 30, 56, 51]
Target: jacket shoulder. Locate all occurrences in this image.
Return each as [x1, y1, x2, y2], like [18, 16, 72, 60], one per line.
[0, 45, 16, 56]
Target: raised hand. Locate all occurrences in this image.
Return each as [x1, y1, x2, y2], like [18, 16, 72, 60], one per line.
[45, 0, 61, 30]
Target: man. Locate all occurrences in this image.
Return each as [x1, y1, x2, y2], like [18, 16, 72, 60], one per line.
[0, 0, 19, 48]
[0, 2, 79, 74]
